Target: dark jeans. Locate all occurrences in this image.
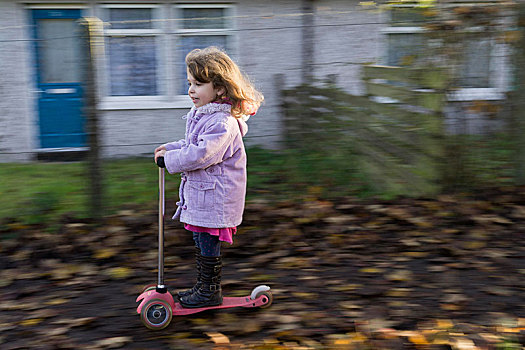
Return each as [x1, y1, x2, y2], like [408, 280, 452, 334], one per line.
[192, 231, 221, 257]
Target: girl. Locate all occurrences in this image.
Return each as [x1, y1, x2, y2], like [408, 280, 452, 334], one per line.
[154, 47, 263, 308]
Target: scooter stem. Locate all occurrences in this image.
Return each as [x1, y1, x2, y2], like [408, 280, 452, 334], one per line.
[157, 167, 167, 293]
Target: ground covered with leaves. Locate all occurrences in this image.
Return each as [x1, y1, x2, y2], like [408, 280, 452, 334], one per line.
[0, 188, 523, 349]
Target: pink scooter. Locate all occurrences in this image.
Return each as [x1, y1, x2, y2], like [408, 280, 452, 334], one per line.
[136, 163, 273, 330]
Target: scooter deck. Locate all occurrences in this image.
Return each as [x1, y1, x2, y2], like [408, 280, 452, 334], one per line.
[136, 290, 270, 316]
[172, 295, 268, 315]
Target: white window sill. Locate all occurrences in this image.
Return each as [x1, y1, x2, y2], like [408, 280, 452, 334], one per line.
[381, 26, 426, 34]
[99, 96, 193, 110]
[447, 88, 506, 102]
[371, 88, 507, 105]
[35, 147, 89, 152]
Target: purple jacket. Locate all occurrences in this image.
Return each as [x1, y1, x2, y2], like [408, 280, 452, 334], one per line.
[162, 103, 248, 228]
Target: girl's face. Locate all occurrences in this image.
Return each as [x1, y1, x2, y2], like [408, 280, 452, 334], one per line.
[187, 70, 224, 108]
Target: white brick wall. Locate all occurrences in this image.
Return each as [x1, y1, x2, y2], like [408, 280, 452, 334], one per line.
[0, 0, 513, 162]
[0, 1, 37, 162]
[314, 0, 385, 94]
[1, 0, 368, 161]
[100, 0, 306, 158]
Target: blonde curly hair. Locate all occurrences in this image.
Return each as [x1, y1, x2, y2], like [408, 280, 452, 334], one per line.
[185, 47, 264, 118]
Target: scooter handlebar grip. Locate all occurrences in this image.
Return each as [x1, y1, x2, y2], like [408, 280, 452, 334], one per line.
[156, 156, 166, 168]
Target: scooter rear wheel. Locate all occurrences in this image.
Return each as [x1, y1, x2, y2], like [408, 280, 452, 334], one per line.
[141, 299, 172, 330]
[255, 291, 273, 309]
[141, 284, 157, 293]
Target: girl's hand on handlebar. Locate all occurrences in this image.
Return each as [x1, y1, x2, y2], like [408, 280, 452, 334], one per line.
[154, 145, 167, 155]
[154, 149, 166, 163]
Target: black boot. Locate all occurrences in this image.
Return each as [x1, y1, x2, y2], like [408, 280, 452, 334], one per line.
[179, 255, 222, 308]
[177, 247, 202, 299]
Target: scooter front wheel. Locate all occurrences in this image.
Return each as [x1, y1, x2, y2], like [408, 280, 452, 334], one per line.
[255, 290, 273, 308]
[141, 284, 157, 293]
[141, 298, 172, 330]
[251, 286, 273, 309]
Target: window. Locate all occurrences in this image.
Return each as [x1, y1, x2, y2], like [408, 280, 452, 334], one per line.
[102, 6, 161, 97]
[458, 34, 492, 88]
[385, 27, 425, 67]
[384, 6, 503, 99]
[175, 5, 234, 94]
[385, 7, 428, 67]
[99, 4, 235, 108]
[38, 19, 82, 83]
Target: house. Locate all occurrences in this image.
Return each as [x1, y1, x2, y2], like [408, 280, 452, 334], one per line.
[0, 0, 515, 162]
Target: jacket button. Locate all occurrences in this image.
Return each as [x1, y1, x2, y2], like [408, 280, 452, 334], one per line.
[183, 205, 187, 210]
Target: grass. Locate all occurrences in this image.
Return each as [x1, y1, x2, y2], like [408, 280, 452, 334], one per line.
[0, 158, 178, 224]
[442, 133, 517, 191]
[0, 148, 301, 225]
[0, 137, 518, 226]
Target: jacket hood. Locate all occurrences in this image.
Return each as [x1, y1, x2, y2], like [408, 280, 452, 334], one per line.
[237, 117, 248, 136]
[191, 103, 248, 136]
[194, 103, 231, 115]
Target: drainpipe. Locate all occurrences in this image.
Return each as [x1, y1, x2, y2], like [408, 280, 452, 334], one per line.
[513, 4, 525, 184]
[302, 0, 315, 85]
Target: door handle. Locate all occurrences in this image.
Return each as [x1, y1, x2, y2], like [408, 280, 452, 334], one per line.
[45, 88, 76, 94]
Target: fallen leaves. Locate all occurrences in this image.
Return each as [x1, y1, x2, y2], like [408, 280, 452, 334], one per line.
[385, 269, 413, 282]
[104, 267, 132, 279]
[19, 318, 44, 327]
[0, 189, 523, 348]
[90, 336, 132, 349]
[93, 248, 118, 259]
[386, 288, 412, 298]
[206, 332, 230, 345]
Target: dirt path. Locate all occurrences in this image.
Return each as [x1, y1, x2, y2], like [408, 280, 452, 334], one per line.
[0, 190, 523, 349]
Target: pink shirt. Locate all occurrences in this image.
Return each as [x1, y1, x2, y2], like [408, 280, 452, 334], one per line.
[184, 224, 236, 244]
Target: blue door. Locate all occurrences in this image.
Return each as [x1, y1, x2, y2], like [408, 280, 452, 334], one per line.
[31, 9, 86, 149]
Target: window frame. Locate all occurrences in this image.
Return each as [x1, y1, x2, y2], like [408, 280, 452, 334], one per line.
[173, 4, 237, 94]
[175, 3, 235, 32]
[98, 3, 237, 110]
[382, 10, 506, 102]
[98, 4, 189, 110]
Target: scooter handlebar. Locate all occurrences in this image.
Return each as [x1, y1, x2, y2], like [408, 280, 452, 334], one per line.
[156, 156, 166, 168]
